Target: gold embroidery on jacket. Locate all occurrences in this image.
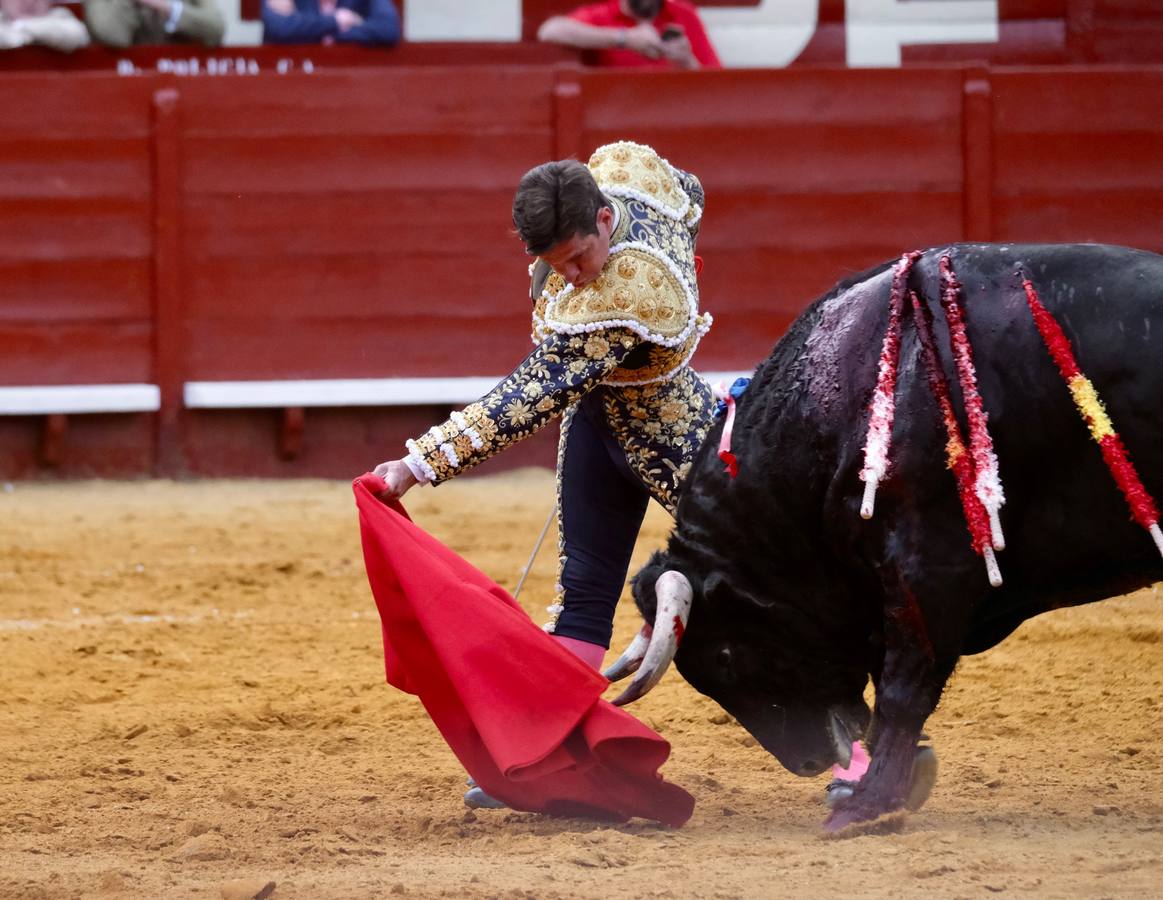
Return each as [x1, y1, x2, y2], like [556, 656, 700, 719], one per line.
[547, 248, 689, 339]
[587, 141, 689, 220]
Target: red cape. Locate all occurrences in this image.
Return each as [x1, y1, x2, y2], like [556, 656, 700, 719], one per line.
[354, 473, 694, 826]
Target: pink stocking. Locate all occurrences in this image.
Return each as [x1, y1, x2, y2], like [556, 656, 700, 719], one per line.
[831, 740, 871, 781]
[553, 635, 606, 670]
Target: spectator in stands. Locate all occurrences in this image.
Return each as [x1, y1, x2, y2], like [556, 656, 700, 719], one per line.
[0, 0, 89, 51]
[261, 0, 399, 47]
[83, 0, 224, 46]
[538, 0, 720, 69]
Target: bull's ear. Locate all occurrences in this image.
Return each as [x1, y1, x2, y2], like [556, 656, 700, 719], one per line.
[704, 570, 776, 610]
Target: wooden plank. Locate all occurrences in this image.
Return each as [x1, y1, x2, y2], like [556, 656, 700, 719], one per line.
[183, 315, 532, 381]
[183, 254, 529, 319]
[701, 246, 911, 312]
[0, 198, 151, 261]
[994, 193, 1163, 252]
[0, 323, 153, 383]
[697, 191, 963, 251]
[993, 70, 1163, 133]
[994, 133, 1163, 192]
[0, 260, 151, 319]
[0, 415, 153, 479]
[580, 125, 962, 192]
[1091, 24, 1163, 62]
[152, 86, 186, 476]
[182, 189, 515, 257]
[578, 68, 964, 130]
[177, 69, 554, 138]
[0, 75, 152, 136]
[0, 138, 151, 200]
[182, 132, 554, 194]
[696, 326, 795, 372]
[1093, 0, 1163, 20]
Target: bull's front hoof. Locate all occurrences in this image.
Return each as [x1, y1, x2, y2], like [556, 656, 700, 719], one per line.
[821, 745, 939, 834]
[905, 746, 938, 812]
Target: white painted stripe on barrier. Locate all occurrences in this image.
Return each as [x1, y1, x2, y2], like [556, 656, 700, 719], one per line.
[0, 384, 161, 415]
[184, 377, 503, 408]
[184, 372, 755, 409]
[704, 371, 753, 388]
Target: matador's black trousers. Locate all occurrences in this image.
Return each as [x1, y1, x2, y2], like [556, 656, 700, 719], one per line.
[553, 392, 651, 649]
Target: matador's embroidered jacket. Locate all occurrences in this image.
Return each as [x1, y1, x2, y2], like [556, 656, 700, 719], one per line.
[405, 140, 715, 515]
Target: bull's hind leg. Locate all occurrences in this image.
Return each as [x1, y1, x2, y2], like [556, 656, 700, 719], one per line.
[824, 585, 952, 831]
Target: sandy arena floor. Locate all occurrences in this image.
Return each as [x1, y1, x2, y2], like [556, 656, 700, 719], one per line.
[1, 471, 1161, 899]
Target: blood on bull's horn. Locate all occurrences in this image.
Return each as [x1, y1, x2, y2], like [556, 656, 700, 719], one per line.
[608, 570, 693, 706]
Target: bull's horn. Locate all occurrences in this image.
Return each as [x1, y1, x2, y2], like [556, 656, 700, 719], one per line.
[602, 624, 652, 683]
[827, 708, 854, 769]
[610, 571, 692, 707]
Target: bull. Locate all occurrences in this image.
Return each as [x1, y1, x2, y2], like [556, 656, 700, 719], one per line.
[605, 243, 1163, 830]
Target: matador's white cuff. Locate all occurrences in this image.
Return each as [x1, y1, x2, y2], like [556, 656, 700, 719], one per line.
[403, 457, 430, 483]
[402, 442, 434, 484]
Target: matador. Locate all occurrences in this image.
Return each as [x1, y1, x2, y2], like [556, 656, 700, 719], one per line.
[374, 142, 715, 803]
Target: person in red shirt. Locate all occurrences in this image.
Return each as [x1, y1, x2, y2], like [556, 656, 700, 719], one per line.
[538, 0, 721, 70]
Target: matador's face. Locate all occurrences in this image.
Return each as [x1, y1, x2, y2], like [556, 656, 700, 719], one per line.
[539, 206, 615, 289]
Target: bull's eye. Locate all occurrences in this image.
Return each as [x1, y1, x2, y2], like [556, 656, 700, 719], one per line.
[716, 646, 733, 672]
[714, 646, 739, 685]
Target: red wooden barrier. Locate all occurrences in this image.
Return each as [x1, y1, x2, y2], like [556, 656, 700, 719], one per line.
[2, 63, 1162, 478]
[991, 68, 1163, 249]
[176, 67, 556, 381]
[0, 76, 155, 386]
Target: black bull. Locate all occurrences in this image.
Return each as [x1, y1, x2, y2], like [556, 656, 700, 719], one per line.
[629, 243, 1163, 830]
